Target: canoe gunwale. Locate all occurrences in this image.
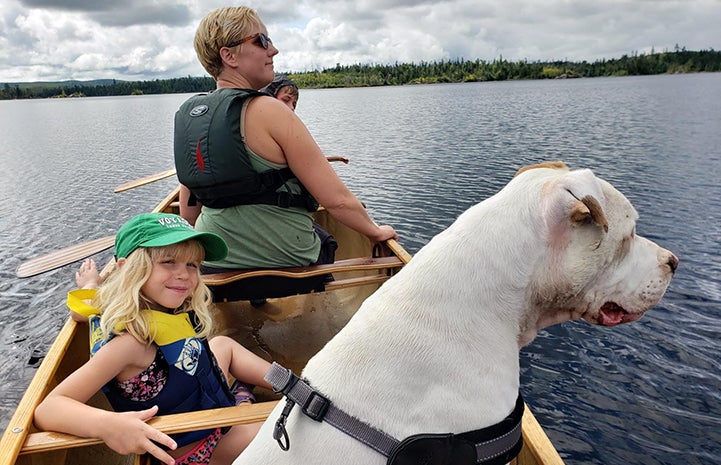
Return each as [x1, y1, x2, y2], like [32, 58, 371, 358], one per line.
[0, 319, 80, 463]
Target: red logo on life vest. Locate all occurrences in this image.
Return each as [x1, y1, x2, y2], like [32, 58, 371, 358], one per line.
[195, 140, 205, 171]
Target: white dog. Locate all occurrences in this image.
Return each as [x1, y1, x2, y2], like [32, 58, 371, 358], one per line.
[234, 161, 677, 465]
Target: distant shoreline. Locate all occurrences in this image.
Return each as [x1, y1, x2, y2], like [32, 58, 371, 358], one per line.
[2, 48, 719, 100]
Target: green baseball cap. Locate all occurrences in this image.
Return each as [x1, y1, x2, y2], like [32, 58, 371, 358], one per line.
[115, 213, 228, 261]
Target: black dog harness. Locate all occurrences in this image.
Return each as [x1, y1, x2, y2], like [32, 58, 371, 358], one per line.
[265, 362, 524, 465]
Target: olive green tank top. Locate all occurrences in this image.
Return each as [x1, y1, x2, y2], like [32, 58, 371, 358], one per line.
[194, 101, 319, 269]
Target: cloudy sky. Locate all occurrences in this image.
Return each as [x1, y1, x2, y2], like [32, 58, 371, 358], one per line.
[1, 0, 719, 83]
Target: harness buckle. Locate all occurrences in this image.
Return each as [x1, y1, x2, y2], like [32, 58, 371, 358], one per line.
[302, 390, 330, 421]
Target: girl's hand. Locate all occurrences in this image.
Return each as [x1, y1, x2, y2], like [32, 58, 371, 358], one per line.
[75, 258, 105, 289]
[98, 406, 177, 464]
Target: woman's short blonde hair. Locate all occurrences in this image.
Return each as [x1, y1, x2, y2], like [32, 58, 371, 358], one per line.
[194, 6, 262, 79]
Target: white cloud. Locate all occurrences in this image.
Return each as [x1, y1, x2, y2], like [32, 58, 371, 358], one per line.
[1, 0, 719, 82]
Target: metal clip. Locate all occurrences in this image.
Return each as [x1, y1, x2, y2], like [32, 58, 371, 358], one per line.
[273, 398, 296, 451]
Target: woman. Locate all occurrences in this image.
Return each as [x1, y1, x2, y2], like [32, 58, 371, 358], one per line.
[174, 7, 397, 286]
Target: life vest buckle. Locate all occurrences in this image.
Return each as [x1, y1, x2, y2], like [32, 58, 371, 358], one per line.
[276, 191, 293, 208]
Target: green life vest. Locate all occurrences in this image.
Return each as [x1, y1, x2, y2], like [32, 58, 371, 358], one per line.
[174, 88, 317, 210]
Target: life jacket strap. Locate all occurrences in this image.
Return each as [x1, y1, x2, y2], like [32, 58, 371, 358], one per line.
[190, 168, 317, 210]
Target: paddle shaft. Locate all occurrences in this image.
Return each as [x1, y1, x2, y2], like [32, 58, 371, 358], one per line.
[17, 234, 398, 279]
[17, 159, 375, 279]
[113, 168, 176, 193]
[113, 156, 350, 193]
[16, 187, 181, 278]
[16, 236, 115, 278]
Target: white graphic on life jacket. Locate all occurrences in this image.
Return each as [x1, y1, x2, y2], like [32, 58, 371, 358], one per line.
[190, 105, 209, 117]
[175, 338, 202, 376]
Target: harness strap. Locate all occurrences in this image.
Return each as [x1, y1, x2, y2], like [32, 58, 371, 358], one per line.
[266, 363, 399, 455]
[265, 362, 524, 464]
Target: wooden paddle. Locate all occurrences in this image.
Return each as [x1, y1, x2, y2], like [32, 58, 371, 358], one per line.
[16, 187, 182, 279]
[16, 225, 395, 279]
[326, 155, 349, 164]
[20, 157, 354, 278]
[114, 168, 177, 193]
[16, 235, 115, 278]
[113, 156, 350, 193]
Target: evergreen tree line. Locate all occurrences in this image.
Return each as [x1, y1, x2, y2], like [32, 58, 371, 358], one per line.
[2, 48, 718, 100]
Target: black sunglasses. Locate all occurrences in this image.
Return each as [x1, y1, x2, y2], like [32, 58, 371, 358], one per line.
[225, 32, 272, 50]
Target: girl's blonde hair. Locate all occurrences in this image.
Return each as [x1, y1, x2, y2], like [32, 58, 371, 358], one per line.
[194, 6, 262, 78]
[94, 240, 214, 343]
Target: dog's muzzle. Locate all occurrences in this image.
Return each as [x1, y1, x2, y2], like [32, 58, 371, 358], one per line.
[265, 362, 524, 465]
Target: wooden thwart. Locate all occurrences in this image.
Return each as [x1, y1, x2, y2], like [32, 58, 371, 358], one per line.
[20, 402, 278, 455]
[324, 274, 390, 291]
[202, 256, 405, 287]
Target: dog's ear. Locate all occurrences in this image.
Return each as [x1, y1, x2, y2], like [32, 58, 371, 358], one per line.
[515, 160, 568, 177]
[569, 194, 608, 233]
[541, 169, 608, 248]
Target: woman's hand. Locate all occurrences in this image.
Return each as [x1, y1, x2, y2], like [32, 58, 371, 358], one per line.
[369, 225, 398, 244]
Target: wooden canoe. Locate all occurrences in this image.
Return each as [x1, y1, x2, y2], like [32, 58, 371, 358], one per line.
[0, 186, 565, 465]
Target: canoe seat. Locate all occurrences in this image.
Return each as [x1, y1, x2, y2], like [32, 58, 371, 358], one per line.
[202, 256, 404, 302]
[19, 402, 278, 461]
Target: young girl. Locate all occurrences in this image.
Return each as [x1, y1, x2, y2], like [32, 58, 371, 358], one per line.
[261, 73, 299, 111]
[34, 212, 272, 465]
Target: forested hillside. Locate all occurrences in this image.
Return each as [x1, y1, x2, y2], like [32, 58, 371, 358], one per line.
[1, 48, 718, 100]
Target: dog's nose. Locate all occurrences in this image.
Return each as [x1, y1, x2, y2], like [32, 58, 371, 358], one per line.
[667, 253, 679, 273]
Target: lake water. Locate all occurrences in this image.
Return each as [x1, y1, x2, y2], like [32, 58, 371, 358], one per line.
[1, 73, 720, 464]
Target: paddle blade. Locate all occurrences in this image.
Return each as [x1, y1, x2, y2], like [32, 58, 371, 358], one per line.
[16, 235, 116, 278]
[114, 168, 177, 193]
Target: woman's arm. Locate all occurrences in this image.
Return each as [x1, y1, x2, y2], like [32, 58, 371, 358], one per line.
[244, 97, 398, 244]
[179, 184, 202, 226]
[34, 334, 177, 464]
